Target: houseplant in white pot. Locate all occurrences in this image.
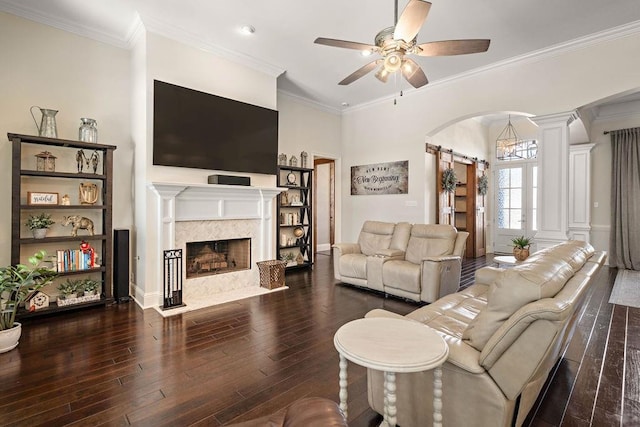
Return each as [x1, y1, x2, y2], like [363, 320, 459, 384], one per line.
[0, 250, 57, 353]
[25, 213, 55, 239]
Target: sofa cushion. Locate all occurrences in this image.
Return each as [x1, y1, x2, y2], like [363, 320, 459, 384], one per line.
[462, 254, 575, 351]
[382, 260, 421, 293]
[357, 221, 396, 256]
[527, 240, 595, 273]
[338, 253, 367, 279]
[405, 224, 457, 264]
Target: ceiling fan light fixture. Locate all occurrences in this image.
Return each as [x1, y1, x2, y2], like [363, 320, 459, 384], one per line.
[375, 66, 390, 82]
[361, 49, 373, 57]
[383, 52, 403, 72]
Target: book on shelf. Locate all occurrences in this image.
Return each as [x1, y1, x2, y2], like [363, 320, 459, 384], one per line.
[56, 249, 94, 272]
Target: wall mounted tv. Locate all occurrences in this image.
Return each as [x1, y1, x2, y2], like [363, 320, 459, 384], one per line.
[153, 80, 278, 175]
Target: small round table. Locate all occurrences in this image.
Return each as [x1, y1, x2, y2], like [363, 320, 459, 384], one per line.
[334, 317, 449, 427]
[494, 255, 521, 268]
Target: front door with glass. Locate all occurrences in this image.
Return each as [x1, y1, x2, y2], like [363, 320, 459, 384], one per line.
[494, 162, 537, 254]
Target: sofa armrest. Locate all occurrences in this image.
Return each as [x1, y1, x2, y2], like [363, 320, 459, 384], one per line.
[365, 308, 414, 320]
[376, 248, 405, 258]
[332, 243, 361, 255]
[474, 266, 505, 286]
[443, 338, 485, 374]
[420, 257, 462, 303]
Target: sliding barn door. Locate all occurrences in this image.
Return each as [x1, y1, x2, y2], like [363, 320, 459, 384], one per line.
[436, 151, 455, 225]
[474, 162, 487, 257]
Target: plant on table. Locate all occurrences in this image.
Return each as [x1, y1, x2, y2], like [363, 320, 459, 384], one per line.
[511, 236, 533, 261]
[25, 213, 55, 239]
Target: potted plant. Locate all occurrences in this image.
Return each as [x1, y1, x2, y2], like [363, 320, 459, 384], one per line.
[0, 250, 57, 353]
[280, 252, 296, 267]
[26, 213, 55, 239]
[57, 279, 81, 300]
[511, 236, 533, 261]
[80, 278, 101, 296]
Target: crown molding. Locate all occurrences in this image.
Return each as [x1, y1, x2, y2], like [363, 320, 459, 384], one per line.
[141, 15, 285, 78]
[277, 90, 341, 115]
[346, 20, 640, 112]
[0, 0, 131, 48]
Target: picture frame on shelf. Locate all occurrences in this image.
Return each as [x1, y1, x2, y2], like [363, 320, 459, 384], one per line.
[27, 192, 59, 205]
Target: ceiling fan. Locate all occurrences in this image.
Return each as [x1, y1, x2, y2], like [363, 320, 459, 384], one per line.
[314, 0, 490, 88]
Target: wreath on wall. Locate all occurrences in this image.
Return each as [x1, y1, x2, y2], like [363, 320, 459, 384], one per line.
[441, 168, 457, 193]
[478, 175, 489, 196]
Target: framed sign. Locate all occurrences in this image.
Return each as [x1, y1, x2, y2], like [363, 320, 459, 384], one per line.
[351, 160, 408, 195]
[27, 192, 59, 205]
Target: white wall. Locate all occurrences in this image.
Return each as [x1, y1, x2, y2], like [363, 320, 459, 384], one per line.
[0, 12, 133, 265]
[277, 92, 342, 242]
[340, 29, 640, 247]
[131, 30, 281, 307]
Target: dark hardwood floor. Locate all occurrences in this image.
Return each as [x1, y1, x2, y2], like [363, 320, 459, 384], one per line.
[0, 251, 636, 426]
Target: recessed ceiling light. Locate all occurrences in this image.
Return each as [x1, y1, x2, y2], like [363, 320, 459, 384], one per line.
[240, 25, 255, 35]
[341, 102, 349, 107]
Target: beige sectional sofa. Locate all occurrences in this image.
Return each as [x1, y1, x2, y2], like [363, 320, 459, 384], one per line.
[332, 221, 469, 303]
[363, 240, 606, 427]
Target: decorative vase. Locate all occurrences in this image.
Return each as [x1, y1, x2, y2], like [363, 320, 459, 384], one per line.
[0, 323, 22, 354]
[513, 247, 530, 261]
[32, 228, 47, 239]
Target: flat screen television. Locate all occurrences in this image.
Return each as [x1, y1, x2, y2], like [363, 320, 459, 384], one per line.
[153, 80, 278, 175]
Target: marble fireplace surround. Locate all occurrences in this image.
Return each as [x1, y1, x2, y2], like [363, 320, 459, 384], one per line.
[149, 182, 282, 311]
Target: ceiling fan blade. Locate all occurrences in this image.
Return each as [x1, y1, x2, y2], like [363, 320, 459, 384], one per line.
[394, 0, 432, 43]
[416, 39, 491, 56]
[401, 58, 428, 88]
[339, 60, 382, 85]
[314, 37, 377, 52]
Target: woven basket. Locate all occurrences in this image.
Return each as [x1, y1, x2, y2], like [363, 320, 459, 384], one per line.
[257, 260, 287, 289]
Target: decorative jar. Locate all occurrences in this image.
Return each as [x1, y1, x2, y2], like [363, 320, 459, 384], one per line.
[79, 118, 98, 143]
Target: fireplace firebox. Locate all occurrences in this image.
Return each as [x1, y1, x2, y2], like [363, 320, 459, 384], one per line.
[186, 238, 251, 278]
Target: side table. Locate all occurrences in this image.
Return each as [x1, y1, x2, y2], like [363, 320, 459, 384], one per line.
[494, 255, 521, 268]
[334, 317, 449, 427]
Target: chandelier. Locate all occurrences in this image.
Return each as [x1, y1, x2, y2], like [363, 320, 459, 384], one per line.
[495, 115, 538, 160]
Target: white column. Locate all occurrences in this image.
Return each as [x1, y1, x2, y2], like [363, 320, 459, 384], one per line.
[569, 143, 595, 242]
[530, 111, 577, 249]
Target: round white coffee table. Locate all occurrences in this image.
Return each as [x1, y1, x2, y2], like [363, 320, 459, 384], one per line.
[334, 317, 449, 427]
[494, 255, 521, 268]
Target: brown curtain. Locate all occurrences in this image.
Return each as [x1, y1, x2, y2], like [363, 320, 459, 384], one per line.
[610, 127, 640, 270]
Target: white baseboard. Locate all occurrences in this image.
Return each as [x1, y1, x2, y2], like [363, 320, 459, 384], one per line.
[316, 243, 331, 252]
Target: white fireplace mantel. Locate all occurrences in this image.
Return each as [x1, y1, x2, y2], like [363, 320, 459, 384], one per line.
[149, 182, 283, 261]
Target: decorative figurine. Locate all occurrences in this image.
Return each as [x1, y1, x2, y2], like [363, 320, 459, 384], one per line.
[289, 155, 298, 167]
[278, 153, 287, 166]
[80, 240, 96, 268]
[76, 149, 100, 173]
[61, 194, 71, 205]
[61, 215, 95, 236]
[300, 151, 308, 168]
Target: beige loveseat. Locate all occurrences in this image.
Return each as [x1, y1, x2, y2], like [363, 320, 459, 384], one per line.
[333, 221, 468, 303]
[364, 240, 606, 426]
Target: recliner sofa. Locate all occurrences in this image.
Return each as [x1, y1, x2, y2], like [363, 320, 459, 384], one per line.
[333, 221, 469, 303]
[363, 240, 606, 426]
